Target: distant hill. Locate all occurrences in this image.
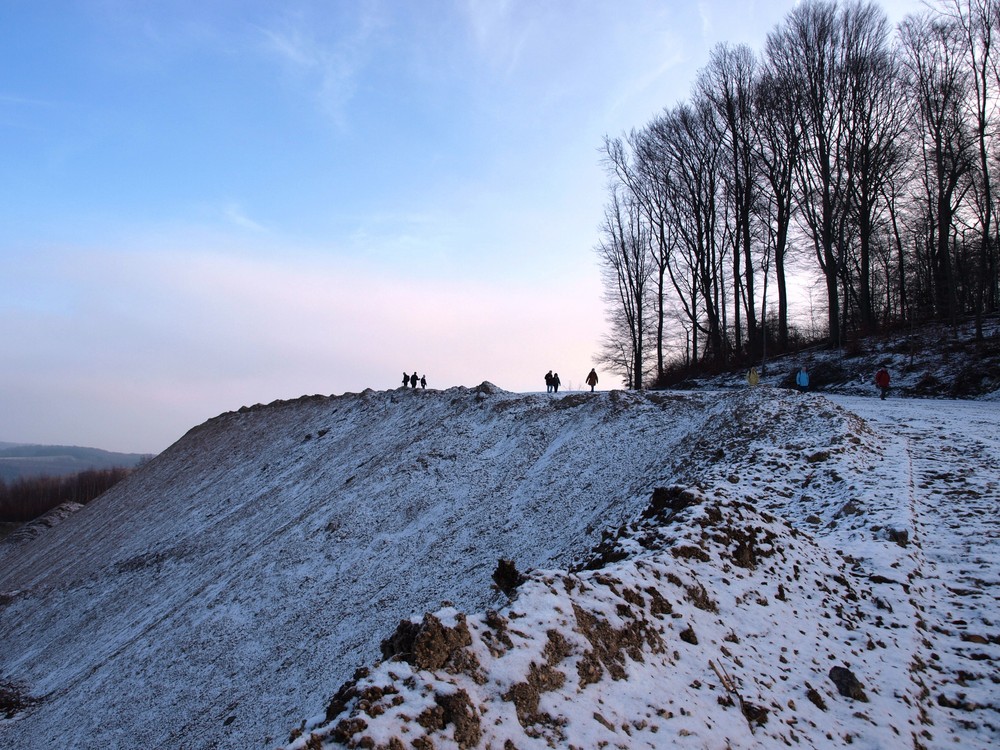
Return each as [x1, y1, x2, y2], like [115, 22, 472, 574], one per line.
[0, 444, 149, 483]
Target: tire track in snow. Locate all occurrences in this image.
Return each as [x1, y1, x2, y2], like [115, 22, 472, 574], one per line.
[832, 396, 1000, 748]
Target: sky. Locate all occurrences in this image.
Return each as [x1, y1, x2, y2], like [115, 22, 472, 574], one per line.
[0, 0, 928, 454]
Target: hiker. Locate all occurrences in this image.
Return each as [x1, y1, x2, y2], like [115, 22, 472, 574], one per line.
[545, 370, 554, 393]
[552, 373, 561, 393]
[420, 374, 427, 389]
[747, 367, 760, 387]
[875, 367, 890, 400]
[402, 372, 409, 388]
[795, 367, 809, 393]
[410, 372, 419, 388]
[586, 368, 598, 392]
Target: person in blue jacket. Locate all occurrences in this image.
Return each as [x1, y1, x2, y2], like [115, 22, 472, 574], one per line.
[795, 366, 809, 392]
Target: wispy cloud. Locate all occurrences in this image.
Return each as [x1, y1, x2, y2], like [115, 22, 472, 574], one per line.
[255, 4, 386, 127]
[456, 0, 532, 77]
[223, 202, 267, 232]
[0, 94, 58, 107]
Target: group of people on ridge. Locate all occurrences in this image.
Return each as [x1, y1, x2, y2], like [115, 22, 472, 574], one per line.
[746, 364, 892, 399]
[402, 372, 427, 389]
[544, 368, 600, 393]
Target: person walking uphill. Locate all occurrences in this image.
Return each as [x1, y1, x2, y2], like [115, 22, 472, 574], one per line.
[875, 367, 890, 400]
[545, 371, 554, 393]
[586, 368, 598, 392]
[552, 373, 561, 393]
[410, 372, 419, 388]
[795, 367, 809, 393]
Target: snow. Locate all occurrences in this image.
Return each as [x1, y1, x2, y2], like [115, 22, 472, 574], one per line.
[0, 383, 997, 749]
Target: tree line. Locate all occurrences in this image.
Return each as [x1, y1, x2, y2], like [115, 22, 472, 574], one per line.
[0, 467, 132, 523]
[598, 0, 1000, 387]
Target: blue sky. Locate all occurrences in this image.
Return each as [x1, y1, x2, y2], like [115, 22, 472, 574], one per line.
[1, 0, 924, 453]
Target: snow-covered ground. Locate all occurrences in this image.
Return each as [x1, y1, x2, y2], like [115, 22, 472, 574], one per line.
[0, 384, 997, 749]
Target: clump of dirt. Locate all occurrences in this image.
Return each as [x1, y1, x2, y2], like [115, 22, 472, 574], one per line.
[679, 624, 698, 645]
[417, 689, 482, 749]
[0, 680, 37, 718]
[322, 667, 370, 723]
[380, 612, 473, 672]
[574, 486, 706, 572]
[684, 583, 718, 612]
[642, 486, 702, 522]
[805, 682, 828, 710]
[572, 602, 663, 687]
[503, 662, 567, 727]
[672, 545, 711, 562]
[551, 393, 590, 410]
[481, 609, 514, 657]
[498, 630, 572, 737]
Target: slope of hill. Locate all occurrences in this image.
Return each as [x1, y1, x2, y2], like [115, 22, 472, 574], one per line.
[0, 385, 717, 748]
[0, 385, 996, 749]
[681, 317, 1000, 400]
[0, 444, 149, 482]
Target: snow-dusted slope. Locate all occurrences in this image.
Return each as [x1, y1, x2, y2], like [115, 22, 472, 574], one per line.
[284, 391, 999, 750]
[0, 385, 718, 749]
[1, 386, 996, 750]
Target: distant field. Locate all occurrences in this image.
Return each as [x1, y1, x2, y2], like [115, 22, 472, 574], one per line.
[0, 445, 149, 482]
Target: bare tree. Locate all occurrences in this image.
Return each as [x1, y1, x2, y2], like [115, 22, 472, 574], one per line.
[767, 0, 854, 346]
[647, 101, 728, 363]
[596, 185, 653, 388]
[754, 66, 803, 351]
[699, 44, 760, 358]
[941, 0, 999, 336]
[841, 2, 904, 333]
[603, 132, 676, 381]
[900, 12, 976, 323]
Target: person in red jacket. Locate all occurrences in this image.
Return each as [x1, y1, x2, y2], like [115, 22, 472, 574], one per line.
[875, 367, 890, 400]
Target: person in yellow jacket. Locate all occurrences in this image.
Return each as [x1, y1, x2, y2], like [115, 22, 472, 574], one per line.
[586, 368, 599, 391]
[747, 367, 760, 386]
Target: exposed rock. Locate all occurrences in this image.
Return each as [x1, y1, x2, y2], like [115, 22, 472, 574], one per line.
[886, 528, 909, 548]
[492, 558, 527, 598]
[828, 666, 869, 702]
